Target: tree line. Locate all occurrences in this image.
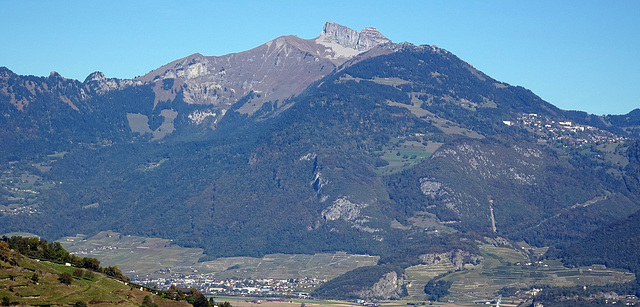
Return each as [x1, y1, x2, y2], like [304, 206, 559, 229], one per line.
[1, 236, 232, 307]
[1, 235, 128, 282]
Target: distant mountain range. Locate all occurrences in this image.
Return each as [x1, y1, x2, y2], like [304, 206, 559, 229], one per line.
[1, 21, 639, 300]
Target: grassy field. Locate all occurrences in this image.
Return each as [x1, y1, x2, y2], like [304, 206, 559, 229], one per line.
[438, 245, 635, 304]
[399, 244, 635, 303]
[59, 231, 379, 280]
[0, 248, 189, 306]
[337, 74, 410, 88]
[386, 98, 484, 140]
[375, 139, 442, 175]
[404, 260, 455, 299]
[59, 231, 205, 277]
[199, 252, 379, 280]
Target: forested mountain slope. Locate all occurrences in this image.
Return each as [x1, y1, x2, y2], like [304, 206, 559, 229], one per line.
[1, 23, 639, 267]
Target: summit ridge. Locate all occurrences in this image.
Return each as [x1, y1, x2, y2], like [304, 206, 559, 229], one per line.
[319, 21, 391, 51]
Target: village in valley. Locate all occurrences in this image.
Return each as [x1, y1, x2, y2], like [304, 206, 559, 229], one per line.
[132, 274, 322, 298]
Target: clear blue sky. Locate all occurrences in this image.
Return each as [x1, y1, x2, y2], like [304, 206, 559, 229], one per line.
[2, 1, 638, 115]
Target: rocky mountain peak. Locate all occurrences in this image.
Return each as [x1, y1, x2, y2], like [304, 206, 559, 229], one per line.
[322, 21, 359, 49]
[84, 71, 106, 83]
[320, 21, 391, 51]
[48, 71, 62, 79]
[0, 67, 15, 78]
[358, 26, 391, 50]
[83, 71, 139, 94]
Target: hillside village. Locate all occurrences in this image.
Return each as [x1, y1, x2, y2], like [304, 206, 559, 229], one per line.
[504, 113, 626, 145]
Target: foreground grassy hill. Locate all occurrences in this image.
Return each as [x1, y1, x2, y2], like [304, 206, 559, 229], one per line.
[0, 241, 190, 307]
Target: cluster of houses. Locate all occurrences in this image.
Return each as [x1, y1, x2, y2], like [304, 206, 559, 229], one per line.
[503, 113, 625, 145]
[133, 275, 324, 297]
[0, 203, 38, 216]
[67, 244, 118, 255]
[0, 163, 46, 216]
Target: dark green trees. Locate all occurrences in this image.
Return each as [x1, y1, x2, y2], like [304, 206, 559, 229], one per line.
[141, 295, 158, 307]
[423, 279, 453, 301]
[58, 272, 73, 285]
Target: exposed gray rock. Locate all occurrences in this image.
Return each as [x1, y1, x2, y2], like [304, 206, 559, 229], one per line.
[134, 21, 396, 120]
[83, 71, 141, 95]
[432, 143, 540, 184]
[322, 21, 359, 49]
[322, 21, 391, 51]
[420, 250, 482, 271]
[322, 197, 366, 221]
[419, 178, 445, 198]
[484, 236, 512, 247]
[358, 27, 392, 50]
[354, 271, 405, 299]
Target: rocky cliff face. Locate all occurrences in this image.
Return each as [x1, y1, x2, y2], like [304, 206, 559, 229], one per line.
[354, 271, 405, 299]
[420, 250, 482, 271]
[320, 21, 391, 51]
[84, 71, 141, 95]
[358, 27, 392, 50]
[0, 69, 85, 112]
[136, 21, 395, 117]
[321, 21, 359, 49]
[0, 68, 140, 113]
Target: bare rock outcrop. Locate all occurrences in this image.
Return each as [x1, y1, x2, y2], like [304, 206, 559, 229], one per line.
[420, 250, 482, 271]
[321, 21, 391, 51]
[322, 197, 367, 221]
[354, 271, 405, 299]
[84, 71, 140, 95]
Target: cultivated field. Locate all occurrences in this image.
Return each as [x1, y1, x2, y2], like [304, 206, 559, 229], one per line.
[57, 232, 634, 304]
[375, 138, 442, 175]
[442, 245, 635, 304]
[197, 252, 379, 280]
[58, 231, 379, 279]
[58, 231, 205, 277]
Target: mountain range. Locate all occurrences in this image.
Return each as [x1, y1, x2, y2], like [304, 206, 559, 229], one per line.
[1, 21, 640, 300]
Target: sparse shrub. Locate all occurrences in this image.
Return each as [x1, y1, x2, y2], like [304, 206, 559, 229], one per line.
[73, 268, 84, 278]
[84, 270, 95, 279]
[141, 295, 158, 307]
[374, 158, 389, 167]
[59, 272, 73, 285]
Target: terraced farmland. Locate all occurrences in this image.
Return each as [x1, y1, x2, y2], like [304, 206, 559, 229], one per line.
[441, 245, 635, 304]
[196, 252, 379, 280]
[404, 259, 455, 299]
[58, 231, 204, 277]
[58, 231, 379, 280]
